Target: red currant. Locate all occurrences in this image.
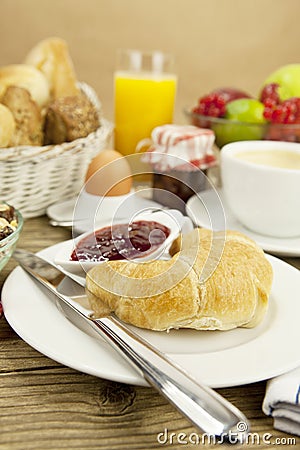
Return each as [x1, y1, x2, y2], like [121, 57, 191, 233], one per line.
[192, 88, 251, 118]
[260, 83, 281, 106]
[267, 97, 300, 124]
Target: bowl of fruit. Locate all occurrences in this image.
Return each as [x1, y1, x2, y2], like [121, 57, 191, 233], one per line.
[0, 203, 23, 273]
[185, 64, 300, 148]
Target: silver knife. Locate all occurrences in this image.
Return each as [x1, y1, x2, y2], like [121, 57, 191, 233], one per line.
[13, 248, 249, 442]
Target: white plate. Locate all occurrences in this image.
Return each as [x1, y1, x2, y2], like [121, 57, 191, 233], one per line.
[47, 194, 163, 235]
[186, 189, 300, 257]
[2, 242, 300, 388]
[54, 209, 194, 274]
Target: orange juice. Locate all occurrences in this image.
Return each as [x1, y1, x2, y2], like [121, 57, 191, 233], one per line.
[114, 70, 177, 156]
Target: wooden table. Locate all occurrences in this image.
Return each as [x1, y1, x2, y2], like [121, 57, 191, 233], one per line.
[0, 216, 299, 450]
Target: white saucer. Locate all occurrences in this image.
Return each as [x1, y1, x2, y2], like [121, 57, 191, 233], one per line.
[47, 197, 76, 222]
[47, 194, 163, 234]
[186, 189, 300, 257]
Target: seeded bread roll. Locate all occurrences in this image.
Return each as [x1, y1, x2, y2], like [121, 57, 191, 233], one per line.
[86, 229, 273, 331]
[2, 86, 43, 146]
[0, 104, 15, 147]
[24, 37, 80, 99]
[44, 94, 100, 144]
[0, 64, 50, 107]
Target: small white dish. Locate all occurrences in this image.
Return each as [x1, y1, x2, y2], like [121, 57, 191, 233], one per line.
[54, 209, 194, 275]
[186, 188, 300, 257]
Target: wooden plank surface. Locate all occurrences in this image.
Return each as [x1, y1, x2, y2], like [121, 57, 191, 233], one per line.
[0, 216, 299, 449]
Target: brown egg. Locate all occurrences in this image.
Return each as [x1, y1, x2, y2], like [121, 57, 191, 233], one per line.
[85, 149, 132, 196]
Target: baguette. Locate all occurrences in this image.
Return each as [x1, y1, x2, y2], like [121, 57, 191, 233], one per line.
[24, 37, 80, 99]
[0, 104, 15, 147]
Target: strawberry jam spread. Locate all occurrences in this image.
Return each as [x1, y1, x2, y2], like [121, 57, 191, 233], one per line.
[70, 220, 170, 262]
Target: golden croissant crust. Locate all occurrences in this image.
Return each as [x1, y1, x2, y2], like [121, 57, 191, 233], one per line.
[86, 229, 273, 331]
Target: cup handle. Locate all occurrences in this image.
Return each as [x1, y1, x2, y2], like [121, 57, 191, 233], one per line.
[135, 138, 153, 153]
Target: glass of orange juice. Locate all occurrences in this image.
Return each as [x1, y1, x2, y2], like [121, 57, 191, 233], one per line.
[114, 49, 177, 156]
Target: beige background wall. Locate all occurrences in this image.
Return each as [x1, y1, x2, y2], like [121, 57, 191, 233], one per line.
[1, 0, 300, 123]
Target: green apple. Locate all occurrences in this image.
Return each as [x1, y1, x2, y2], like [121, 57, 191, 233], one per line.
[225, 98, 266, 123]
[262, 64, 300, 100]
[212, 99, 267, 146]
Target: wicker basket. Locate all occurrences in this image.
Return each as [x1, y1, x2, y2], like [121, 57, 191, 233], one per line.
[0, 83, 113, 218]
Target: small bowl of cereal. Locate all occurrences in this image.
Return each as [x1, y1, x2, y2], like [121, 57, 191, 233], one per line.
[0, 203, 23, 272]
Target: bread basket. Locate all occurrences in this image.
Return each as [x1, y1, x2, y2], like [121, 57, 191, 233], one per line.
[0, 82, 113, 218]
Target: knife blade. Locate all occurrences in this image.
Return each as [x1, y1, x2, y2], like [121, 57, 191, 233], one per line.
[13, 248, 250, 442]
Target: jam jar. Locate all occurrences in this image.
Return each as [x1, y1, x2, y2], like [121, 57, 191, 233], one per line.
[141, 125, 217, 211]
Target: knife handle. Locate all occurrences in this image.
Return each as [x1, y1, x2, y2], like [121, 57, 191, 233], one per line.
[93, 315, 249, 442]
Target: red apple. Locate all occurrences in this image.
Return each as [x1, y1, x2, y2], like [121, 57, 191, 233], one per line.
[193, 87, 252, 118]
[211, 87, 252, 103]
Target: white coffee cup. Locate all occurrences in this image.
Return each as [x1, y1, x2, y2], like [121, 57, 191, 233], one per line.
[220, 140, 300, 238]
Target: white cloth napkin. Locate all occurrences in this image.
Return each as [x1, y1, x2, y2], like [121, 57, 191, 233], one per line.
[263, 367, 300, 436]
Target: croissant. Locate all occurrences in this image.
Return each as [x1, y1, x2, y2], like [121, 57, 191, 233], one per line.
[86, 229, 273, 331]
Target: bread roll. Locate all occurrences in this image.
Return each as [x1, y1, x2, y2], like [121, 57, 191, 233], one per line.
[2, 86, 43, 146]
[24, 37, 80, 99]
[0, 64, 50, 107]
[44, 94, 100, 144]
[0, 104, 15, 147]
[86, 229, 273, 331]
